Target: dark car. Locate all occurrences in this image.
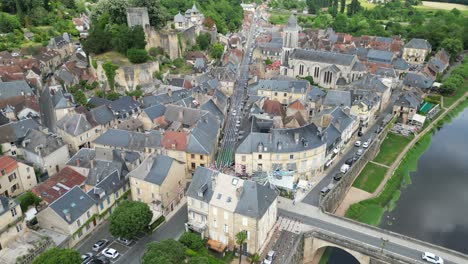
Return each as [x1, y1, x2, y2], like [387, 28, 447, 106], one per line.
[345, 158, 354, 166]
[89, 256, 110, 264]
[333, 173, 344, 181]
[358, 131, 363, 137]
[352, 155, 359, 161]
[375, 126, 383, 134]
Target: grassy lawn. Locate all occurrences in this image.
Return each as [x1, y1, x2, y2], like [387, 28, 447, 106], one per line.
[94, 51, 131, 65]
[373, 134, 412, 166]
[345, 203, 385, 226]
[416, 1, 468, 16]
[352, 163, 388, 193]
[444, 80, 468, 107]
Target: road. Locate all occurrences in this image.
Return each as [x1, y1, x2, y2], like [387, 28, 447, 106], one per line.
[76, 204, 188, 264]
[216, 8, 259, 168]
[278, 198, 467, 264]
[301, 89, 401, 206]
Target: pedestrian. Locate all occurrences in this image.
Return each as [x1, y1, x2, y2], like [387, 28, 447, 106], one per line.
[292, 199, 295, 205]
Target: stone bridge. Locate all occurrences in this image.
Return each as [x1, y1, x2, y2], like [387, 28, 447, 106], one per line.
[277, 198, 468, 264]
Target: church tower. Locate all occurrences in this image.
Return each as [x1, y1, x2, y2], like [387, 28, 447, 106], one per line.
[281, 14, 300, 67]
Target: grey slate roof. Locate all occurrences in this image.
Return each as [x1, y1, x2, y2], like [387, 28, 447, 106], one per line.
[129, 155, 174, 185]
[250, 79, 309, 94]
[403, 73, 434, 90]
[307, 86, 326, 102]
[0, 118, 39, 144]
[201, 99, 224, 124]
[392, 58, 409, 70]
[90, 105, 115, 125]
[186, 112, 220, 154]
[22, 129, 65, 157]
[0, 196, 18, 217]
[56, 113, 96, 136]
[284, 15, 299, 30]
[322, 107, 355, 133]
[143, 104, 166, 120]
[352, 61, 366, 72]
[0, 81, 34, 100]
[88, 97, 111, 107]
[194, 58, 206, 70]
[174, 12, 185, 23]
[323, 90, 352, 107]
[366, 49, 393, 63]
[49, 186, 95, 224]
[164, 105, 208, 127]
[395, 91, 421, 109]
[109, 96, 140, 116]
[405, 38, 431, 50]
[290, 49, 356, 66]
[141, 89, 191, 107]
[87, 170, 124, 202]
[93, 129, 162, 151]
[349, 74, 388, 94]
[375, 67, 397, 78]
[236, 121, 326, 154]
[235, 181, 277, 219]
[186, 167, 216, 203]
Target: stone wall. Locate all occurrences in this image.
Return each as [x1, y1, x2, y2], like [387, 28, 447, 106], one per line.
[319, 115, 396, 213]
[94, 59, 160, 92]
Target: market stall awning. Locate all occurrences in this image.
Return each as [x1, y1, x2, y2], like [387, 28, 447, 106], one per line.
[207, 239, 227, 253]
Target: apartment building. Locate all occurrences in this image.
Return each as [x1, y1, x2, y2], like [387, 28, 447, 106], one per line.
[0, 156, 37, 197]
[187, 168, 277, 254]
[0, 196, 25, 250]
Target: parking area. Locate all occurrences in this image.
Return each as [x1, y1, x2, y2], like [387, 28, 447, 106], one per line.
[390, 123, 418, 136]
[101, 241, 131, 263]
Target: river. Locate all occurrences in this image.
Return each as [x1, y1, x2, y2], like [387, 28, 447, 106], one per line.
[326, 107, 468, 263]
[379, 107, 468, 254]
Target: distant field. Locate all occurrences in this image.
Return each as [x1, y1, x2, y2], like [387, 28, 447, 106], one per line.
[420, 1, 468, 11]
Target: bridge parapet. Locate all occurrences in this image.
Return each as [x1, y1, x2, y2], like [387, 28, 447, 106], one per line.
[304, 229, 421, 264]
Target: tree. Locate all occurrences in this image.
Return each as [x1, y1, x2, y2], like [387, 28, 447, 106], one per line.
[265, 58, 272, 65]
[32, 248, 81, 264]
[210, 43, 224, 59]
[196, 33, 211, 51]
[440, 38, 463, 59]
[106, 91, 121, 101]
[102, 61, 119, 89]
[83, 13, 112, 54]
[251, 253, 260, 264]
[347, 0, 362, 16]
[130, 25, 147, 49]
[0, 12, 21, 33]
[203, 17, 215, 29]
[236, 230, 248, 264]
[142, 239, 186, 264]
[306, 0, 317, 14]
[93, 0, 129, 24]
[132, 0, 170, 28]
[127, 48, 149, 63]
[340, 0, 345, 13]
[179, 232, 205, 251]
[17, 191, 41, 212]
[109, 200, 152, 239]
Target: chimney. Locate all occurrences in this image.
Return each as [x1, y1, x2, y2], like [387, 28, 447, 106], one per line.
[294, 132, 300, 144]
[76, 158, 81, 167]
[178, 109, 184, 122]
[90, 160, 95, 168]
[168, 88, 173, 97]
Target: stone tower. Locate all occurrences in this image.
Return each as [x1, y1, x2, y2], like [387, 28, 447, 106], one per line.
[126, 7, 150, 28]
[281, 14, 300, 66]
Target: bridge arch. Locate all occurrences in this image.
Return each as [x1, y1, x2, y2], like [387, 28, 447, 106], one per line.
[304, 236, 370, 264]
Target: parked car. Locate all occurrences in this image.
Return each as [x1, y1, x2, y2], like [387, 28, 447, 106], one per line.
[375, 126, 383, 134]
[354, 140, 361, 147]
[263, 250, 276, 264]
[345, 158, 354, 166]
[320, 186, 330, 196]
[358, 131, 363, 137]
[356, 148, 364, 156]
[232, 110, 237, 116]
[333, 173, 344, 181]
[362, 141, 369, 148]
[81, 253, 93, 264]
[102, 248, 120, 259]
[340, 164, 350, 173]
[353, 155, 359, 162]
[422, 252, 444, 264]
[89, 256, 110, 264]
[92, 239, 108, 252]
[117, 237, 133, 246]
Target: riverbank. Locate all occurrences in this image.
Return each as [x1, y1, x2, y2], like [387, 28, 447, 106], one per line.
[345, 94, 468, 226]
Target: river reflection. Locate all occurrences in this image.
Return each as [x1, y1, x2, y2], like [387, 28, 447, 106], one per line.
[380, 108, 468, 254]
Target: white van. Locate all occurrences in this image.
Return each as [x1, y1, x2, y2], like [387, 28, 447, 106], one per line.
[340, 164, 350, 173]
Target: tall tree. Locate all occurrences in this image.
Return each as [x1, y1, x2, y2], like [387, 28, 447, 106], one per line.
[132, 0, 170, 28]
[236, 230, 248, 264]
[32, 248, 81, 264]
[109, 200, 152, 239]
[142, 240, 186, 264]
[340, 0, 345, 13]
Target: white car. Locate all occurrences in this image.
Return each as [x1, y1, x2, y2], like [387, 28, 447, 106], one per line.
[340, 164, 350, 173]
[232, 110, 237, 116]
[102, 248, 120, 259]
[354, 141, 361, 147]
[263, 250, 276, 264]
[362, 141, 369, 148]
[422, 252, 444, 264]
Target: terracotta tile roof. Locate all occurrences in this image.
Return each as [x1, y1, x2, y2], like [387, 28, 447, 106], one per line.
[32, 167, 86, 204]
[288, 99, 306, 110]
[161, 130, 188, 151]
[262, 99, 285, 117]
[0, 156, 18, 174]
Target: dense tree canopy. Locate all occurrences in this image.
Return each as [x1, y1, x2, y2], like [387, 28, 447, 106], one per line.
[109, 201, 152, 239]
[32, 248, 81, 264]
[142, 239, 186, 264]
[179, 232, 205, 251]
